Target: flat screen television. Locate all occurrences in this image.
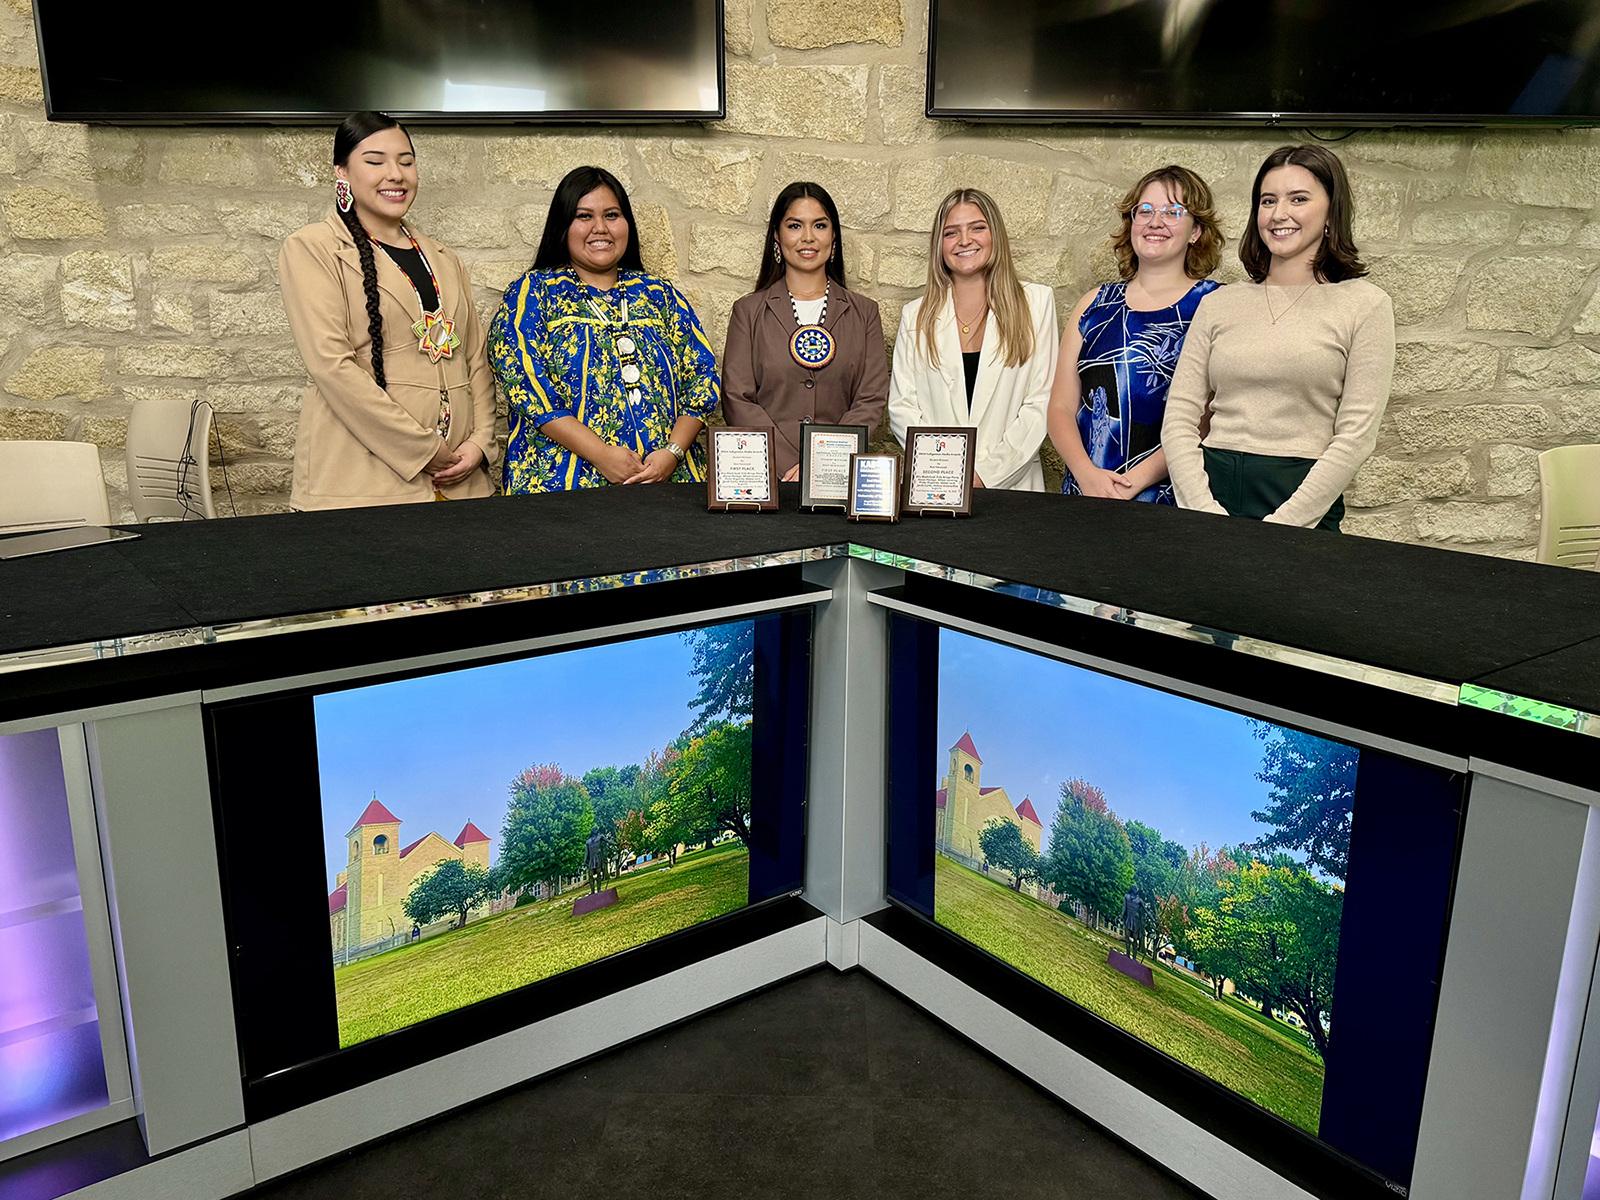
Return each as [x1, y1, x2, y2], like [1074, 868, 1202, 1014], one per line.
[885, 617, 1468, 1197]
[36, 0, 723, 122]
[209, 610, 810, 1117]
[928, 0, 1600, 124]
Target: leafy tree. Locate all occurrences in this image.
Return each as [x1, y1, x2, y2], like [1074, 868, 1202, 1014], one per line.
[1248, 722, 1359, 882]
[1188, 862, 1343, 1059]
[1125, 820, 1180, 953]
[636, 747, 687, 866]
[1041, 782, 1134, 927]
[498, 764, 594, 899]
[683, 622, 755, 735]
[669, 721, 754, 846]
[402, 859, 495, 930]
[1152, 893, 1190, 956]
[615, 808, 650, 859]
[978, 818, 1039, 890]
[583, 764, 642, 872]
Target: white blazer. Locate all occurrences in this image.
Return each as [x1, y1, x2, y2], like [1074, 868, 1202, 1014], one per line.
[887, 281, 1058, 491]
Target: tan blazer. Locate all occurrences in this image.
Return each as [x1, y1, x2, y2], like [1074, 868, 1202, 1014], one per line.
[720, 280, 889, 476]
[887, 282, 1058, 491]
[280, 213, 500, 509]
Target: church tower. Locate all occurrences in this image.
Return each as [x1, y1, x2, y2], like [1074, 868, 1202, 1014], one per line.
[344, 797, 401, 949]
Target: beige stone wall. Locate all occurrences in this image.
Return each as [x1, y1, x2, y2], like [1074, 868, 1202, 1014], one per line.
[0, 0, 1595, 556]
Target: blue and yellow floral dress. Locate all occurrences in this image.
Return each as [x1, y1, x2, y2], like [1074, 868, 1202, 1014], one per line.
[1062, 278, 1218, 504]
[489, 269, 720, 493]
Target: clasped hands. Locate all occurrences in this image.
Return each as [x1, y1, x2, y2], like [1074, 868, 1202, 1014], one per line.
[1077, 465, 1141, 500]
[425, 437, 485, 487]
[598, 444, 680, 485]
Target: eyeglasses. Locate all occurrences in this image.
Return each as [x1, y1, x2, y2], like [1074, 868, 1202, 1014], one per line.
[1130, 203, 1189, 223]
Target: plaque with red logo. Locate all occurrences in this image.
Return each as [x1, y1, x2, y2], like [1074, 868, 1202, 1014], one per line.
[902, 426, 976, 517]
[706, 427, 779, 512]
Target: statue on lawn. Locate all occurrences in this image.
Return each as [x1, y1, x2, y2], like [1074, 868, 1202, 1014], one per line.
[585, 826, 606, 896]
[1122, 887, 1144, 961]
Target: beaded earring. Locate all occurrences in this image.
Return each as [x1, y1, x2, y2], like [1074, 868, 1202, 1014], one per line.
[772, 240, 781, 263]
[335, 179, 354, 214]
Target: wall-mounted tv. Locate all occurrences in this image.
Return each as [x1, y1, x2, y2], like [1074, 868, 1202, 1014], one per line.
[885, 618, 1468, 1196]
[209, 610, 810, 1117]
[928, 0, 1600, 124]
[36, 0, 723, 123]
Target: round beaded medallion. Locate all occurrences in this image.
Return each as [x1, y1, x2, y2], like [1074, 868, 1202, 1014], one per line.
[789, 324, 836, 370]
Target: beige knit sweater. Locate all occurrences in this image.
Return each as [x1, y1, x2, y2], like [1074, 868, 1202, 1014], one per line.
[1160, 278, 1396, 528]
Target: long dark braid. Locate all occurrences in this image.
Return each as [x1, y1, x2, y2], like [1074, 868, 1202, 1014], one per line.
[333, 111, 412, 392]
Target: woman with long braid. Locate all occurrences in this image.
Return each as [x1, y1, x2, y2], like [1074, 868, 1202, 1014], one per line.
[280, 111, 498, 508]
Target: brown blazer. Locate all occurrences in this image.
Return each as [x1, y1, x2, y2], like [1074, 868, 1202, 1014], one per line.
[280, 213, 500, 509]
[720, 280, 889, 476]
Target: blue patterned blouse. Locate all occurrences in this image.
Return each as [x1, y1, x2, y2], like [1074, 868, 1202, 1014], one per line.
[1061, 278, 1219, 505]
[489, 269, 720, 494]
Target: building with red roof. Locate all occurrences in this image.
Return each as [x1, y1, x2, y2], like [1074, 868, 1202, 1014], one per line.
[329, 798, 493, 960]
[935, 733, 1043, 861]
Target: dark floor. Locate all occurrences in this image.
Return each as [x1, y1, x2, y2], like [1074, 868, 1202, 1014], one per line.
[250, 967, 1200, 1200]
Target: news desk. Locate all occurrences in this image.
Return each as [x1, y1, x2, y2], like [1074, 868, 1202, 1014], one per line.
[3, 485, 1599, 1200]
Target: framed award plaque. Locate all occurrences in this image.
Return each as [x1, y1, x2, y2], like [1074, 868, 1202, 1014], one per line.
[902, 425, 976, 517]
[706, 427, 779, 512]
[798, 423, 870, 511]
[846, 453, 901, 522]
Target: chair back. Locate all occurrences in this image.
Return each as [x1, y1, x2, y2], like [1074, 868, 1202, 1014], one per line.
[1537, 445, 1600, 568]
[0, 441, 113, 535]
[126, 399, 215, 522]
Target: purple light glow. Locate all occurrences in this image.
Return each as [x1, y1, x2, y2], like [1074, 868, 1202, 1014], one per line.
[0, 728, 108, 1147]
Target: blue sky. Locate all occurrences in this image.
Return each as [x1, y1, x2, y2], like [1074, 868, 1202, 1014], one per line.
[936, 629, 1347, 859]
[314, 624, 741, 891]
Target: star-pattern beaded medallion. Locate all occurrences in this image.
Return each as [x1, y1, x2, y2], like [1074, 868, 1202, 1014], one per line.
[413, 310, 461, 363]
[790, 324, 836, 369]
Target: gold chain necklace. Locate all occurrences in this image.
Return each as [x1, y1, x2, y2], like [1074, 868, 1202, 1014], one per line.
[1266, 284, 1314, 325]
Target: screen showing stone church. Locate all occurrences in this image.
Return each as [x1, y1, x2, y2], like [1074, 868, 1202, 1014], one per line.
[315, 622, 754, 1049]
[934, 629, 1356, 1135]
[924, 624, 1469, 1192]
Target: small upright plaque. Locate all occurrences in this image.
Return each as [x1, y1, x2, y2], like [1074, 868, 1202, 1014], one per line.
[799, 423, 869, 511]
[902, 425, 976, 517]
[846, 452, 901, 522]
[706, 427, 778, 512]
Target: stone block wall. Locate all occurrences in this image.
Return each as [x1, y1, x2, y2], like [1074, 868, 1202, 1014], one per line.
[0, 0, 1594, 557]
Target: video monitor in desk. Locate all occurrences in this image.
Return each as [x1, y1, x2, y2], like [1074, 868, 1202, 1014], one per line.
[209, 610, 809, 1109]
[315, 621, 761, 1048]
[885, 621, 1466, 1194]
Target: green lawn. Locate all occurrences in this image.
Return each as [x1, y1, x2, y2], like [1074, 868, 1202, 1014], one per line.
[334, 843, 750, 1047]
[934, 855, 1326, 1132]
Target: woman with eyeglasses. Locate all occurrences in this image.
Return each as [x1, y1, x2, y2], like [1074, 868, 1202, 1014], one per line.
[490, 165, 720, 493]
[1046, 165, 1221, 504]
[721, 181, 888, 481]
[887, 188, 1058, 490]
[1161, 145, 1394, 530]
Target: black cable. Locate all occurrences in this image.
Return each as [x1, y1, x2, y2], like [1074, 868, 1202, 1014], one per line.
[1301, 128, 1359, 142]
[211, 405, 238, 517]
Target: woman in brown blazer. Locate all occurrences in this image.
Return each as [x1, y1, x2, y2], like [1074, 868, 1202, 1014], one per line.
[280, 111, 498, 510]
[721, 182, 888, 480]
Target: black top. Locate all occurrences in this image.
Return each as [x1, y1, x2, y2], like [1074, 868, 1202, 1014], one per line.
[962, 351, 980, 405]
[378, 242, 440, 312]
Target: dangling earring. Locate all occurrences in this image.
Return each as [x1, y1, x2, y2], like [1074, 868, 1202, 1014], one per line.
[335, 179, 354, 214]
[772, 240, 781, 263]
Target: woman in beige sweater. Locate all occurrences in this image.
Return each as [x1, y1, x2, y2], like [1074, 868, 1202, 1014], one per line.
[1160, 145, 1394, 531]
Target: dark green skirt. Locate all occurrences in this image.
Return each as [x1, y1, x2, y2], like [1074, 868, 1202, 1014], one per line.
[1202, 447, 1344, 532]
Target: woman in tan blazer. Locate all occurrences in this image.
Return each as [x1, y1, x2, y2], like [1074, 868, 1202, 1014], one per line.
[280, 111, 498, 510]
[721, 182, 888, 480]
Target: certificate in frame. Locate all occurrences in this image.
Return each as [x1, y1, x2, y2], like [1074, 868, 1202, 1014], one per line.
[706, 427, 779, 512]
[846, 452, 901, 522]
[902, 425, 976, 517]
[798, 423, 870, 511]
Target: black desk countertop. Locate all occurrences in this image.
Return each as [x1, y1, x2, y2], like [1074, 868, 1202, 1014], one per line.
[3, 484, 1598, 720]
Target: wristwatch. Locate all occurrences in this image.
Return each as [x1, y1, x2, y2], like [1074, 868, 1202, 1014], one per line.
[665, 441, 687, 464]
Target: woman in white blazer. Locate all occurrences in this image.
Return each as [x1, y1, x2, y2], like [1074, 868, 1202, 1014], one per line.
[888, 188, 1058, 491]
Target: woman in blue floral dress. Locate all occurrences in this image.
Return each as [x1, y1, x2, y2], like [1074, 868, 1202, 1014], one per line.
[490, 166, 720, 493]
[1047, 165, 1222, 504]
